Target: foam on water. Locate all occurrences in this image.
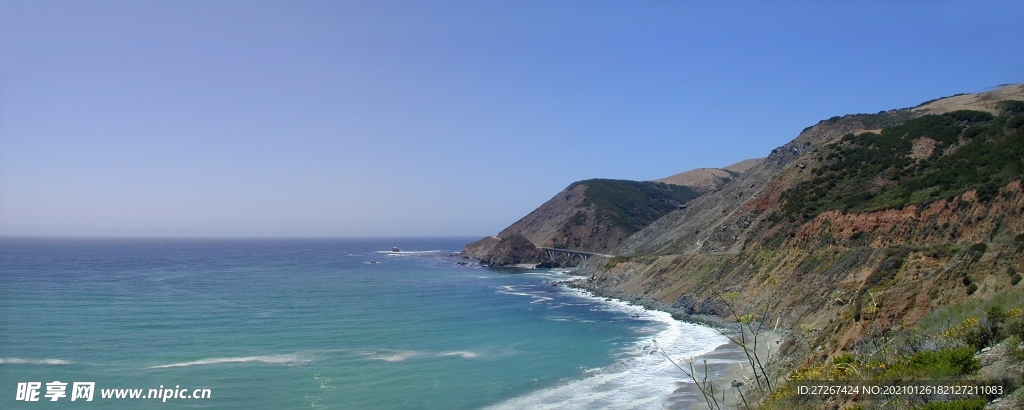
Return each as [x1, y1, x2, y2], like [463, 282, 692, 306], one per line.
[487, 277, 729, 410]
[362, 350, 421, 362]
[496, 284, 555, 304]
[0, 358, 72, 365]
[375, 250, 443, 256]
[438, 351, 479, 359]
[149, 354, 311, 368]
[359, 349, 483, 362]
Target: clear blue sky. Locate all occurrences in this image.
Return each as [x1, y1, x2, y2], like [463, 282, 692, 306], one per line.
[2, 1, 1022, 237]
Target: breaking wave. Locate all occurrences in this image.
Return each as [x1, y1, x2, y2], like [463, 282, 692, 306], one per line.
[487, 278, 730, 409]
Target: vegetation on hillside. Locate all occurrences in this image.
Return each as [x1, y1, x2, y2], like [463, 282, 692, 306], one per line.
[576, 89, 1024, 409]
[825, 110, 919, 130]
[568, 179, 698, 234]
[782, 109, 1024, 219]
[766, 292, 1024, 409]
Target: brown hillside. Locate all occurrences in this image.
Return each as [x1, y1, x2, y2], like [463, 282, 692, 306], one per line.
[461, 183, 595, 263]
[913, 83, 1024, 115]
[461, 182, 636, 260]
[462, 179, 699, 264]
[617, 111, 892, 256]
[723, 157, 764, 173]
[655, 168, 734, 194]
[573, 83, 1024, 408]
[654, 158, 764, 194]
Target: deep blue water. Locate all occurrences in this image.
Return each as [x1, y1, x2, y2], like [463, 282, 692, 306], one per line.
[1, 237, 724, 409]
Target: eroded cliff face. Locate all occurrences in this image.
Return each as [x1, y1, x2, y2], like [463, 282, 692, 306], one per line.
[616, 112, 901, 256]
[578, 84, 1024, 380]
[587, 184, 1024, 334]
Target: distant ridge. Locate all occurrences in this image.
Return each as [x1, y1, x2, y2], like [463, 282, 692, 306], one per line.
[722, 158, 763, 173]
[654, 158, 764, 194]
[461, 159, 764, 266]
[913, 83, 1024, 114]
[462, 179, 699, 265]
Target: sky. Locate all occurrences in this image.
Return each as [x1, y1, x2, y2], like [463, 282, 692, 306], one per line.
[1, 1, 1023, 238]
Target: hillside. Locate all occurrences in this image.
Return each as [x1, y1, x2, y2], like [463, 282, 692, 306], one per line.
[472, 83, 1024, 408]
[655, 158, 765, 194]
[573, 83, 1024, 408]
[613, 84, 1023, 258]
[462, 179, 699, 265]
[462, 160, 767, 266]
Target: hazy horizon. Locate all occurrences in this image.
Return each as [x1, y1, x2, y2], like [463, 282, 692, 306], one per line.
[0, 234, 484, 239]
[2, 1, 1023, 237]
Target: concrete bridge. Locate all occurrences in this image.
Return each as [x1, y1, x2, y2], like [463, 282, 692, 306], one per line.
[539, 247, 613, 263]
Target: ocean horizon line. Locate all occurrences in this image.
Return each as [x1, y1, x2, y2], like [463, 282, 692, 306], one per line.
[0, 234, 487, 241]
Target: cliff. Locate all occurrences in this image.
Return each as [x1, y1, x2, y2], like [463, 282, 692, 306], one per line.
[470, 83, 1024, 407]
[461, 234, 543, 267]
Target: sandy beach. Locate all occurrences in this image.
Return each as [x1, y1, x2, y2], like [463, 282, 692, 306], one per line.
[664, 329, 784, 409]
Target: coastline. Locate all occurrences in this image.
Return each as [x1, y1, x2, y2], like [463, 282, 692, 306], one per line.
[461, 257, 786, 408]
[558, 272, 785, 409]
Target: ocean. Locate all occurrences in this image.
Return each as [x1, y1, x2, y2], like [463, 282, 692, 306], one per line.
[0, 237, 727, 409]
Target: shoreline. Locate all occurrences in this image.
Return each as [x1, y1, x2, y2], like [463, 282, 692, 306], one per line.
[460, 256, 786, 408]
[482, 267, 730, 409]
[557, 273, 785, 409]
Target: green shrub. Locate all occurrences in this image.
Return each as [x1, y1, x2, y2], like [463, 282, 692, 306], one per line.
[999, 100, 1024, 114]
[1007, 319, 1024, 341]
[917, 291, 1024, 336]
[945, 110, 995, 123]
[1007, 115, 1024, 129]
[963, 305, 1011, 349]
[988, 305, 1007, 328]
[878, 347, 980, 380]
[833, 353, 856, 365]
[967, 242, 987, 262]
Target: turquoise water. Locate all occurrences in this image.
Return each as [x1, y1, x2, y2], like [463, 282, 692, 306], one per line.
[1, 238, 725, 409]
